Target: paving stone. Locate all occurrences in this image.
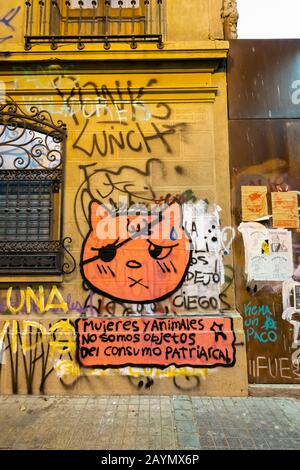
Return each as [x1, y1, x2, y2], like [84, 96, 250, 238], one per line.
[173, 400, 193, 410]
[2, 395, 300, 450]
[226, 438, 243, 449]
[175, 420, 197, 433]
[174, 410, 194, 421]
[214, 437, 229, 449]
[199, 437, 215, 449]
[177, 433, 200, 449]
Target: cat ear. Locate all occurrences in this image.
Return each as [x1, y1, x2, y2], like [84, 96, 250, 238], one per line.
[89, 201, 111, 231]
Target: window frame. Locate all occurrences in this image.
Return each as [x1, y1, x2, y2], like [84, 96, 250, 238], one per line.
[0, 98, 68, 275]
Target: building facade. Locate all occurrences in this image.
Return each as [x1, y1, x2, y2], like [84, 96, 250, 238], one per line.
[0, 0, 247, 395]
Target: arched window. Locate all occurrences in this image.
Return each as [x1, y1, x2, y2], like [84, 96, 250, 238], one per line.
[0, 99, 67, 274]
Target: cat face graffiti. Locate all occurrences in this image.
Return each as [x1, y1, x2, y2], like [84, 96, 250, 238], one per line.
[80, 202, 192, 303]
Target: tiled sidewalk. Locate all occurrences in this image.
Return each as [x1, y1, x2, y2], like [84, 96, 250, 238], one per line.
[0, 395, 299, 450]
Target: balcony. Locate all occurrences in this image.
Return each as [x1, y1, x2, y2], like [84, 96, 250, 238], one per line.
[24, 0, 164, 50]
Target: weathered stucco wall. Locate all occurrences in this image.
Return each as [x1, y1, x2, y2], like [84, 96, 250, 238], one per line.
[0, 1, 247, 395]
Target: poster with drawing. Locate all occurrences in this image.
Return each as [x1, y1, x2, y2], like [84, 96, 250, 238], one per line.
[238, 222, 293, 281]
[271, 191, 299, 228]
[241, 186, 268, 222]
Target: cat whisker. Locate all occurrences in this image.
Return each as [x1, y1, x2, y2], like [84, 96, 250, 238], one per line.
[163, 262, 171, 273]
[97, 265, 103, 274]
[157, 261, 166, 273]
[107, 265, 116, 278]
[102, 265, 108, 274]
[170, 260, 177, 273]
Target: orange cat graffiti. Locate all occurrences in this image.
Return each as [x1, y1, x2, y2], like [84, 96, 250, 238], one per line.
[80, 201, 192, 303]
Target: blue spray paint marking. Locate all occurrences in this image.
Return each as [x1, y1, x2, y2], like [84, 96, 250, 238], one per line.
[243, 303, 278, 343]
[0, 7, 21, 44]
[170, 226, 178, 241]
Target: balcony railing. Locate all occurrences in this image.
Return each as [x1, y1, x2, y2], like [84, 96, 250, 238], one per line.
[24, 0, 164, 50]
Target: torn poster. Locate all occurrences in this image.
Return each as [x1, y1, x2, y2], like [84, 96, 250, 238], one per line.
[271, 192, 299, 229]
[238, 222, 293, 281]
[182, 202, 224, 310]
[241, 186, 268, 222]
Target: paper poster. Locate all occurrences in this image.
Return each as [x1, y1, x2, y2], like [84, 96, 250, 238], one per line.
[241, 186, 268, 222]
[238, 222, 293, 281]
[271, 192, 299, 228]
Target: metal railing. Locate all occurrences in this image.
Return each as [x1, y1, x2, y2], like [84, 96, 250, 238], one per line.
[24, 0, 164, 50]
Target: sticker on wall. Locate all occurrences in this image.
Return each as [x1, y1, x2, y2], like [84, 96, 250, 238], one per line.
[271, 192, 299, 228]
[238, 222, 293, 281]
[241, 186, 268, 222]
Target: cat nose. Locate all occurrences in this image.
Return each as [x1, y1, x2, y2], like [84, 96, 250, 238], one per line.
[126, 260, 142, 269]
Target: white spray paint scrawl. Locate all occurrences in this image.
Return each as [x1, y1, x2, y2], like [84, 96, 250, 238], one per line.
[182, 202, 228, 309]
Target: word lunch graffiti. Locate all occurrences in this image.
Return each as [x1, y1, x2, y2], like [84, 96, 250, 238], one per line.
[76, 317, 236, 368]
[53, 77, 187, 157]
[0, 7, 20, 43]
[243, 303, 278, 343]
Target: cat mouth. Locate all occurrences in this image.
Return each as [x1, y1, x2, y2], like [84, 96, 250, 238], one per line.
[128, 277, 149, 289]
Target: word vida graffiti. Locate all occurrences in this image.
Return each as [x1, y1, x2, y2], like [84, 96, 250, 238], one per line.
[76, 317, 236, 368]
[53, 77, 187, 157]
[244, 303, 278, 343]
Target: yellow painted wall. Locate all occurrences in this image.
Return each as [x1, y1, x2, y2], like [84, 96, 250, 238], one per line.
[0, 1, 248, 395]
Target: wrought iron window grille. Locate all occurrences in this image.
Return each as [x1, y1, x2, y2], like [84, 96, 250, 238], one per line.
[0, 98, 75, 275]
[24, 0, 164, 50]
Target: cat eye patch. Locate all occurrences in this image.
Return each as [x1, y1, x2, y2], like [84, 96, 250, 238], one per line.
[81, 239, 120, 266]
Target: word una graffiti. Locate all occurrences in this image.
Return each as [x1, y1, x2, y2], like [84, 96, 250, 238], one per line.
[5, 286, 67, 314]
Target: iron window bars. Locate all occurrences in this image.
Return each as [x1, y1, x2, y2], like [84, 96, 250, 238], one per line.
[0, 98, 72, 275]
[25, 0, 164, 50]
